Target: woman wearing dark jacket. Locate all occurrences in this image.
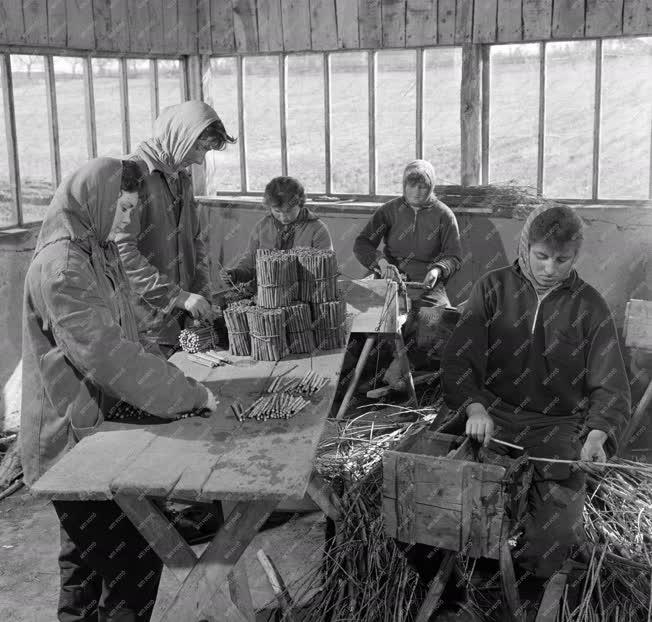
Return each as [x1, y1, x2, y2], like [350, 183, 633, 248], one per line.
[21, 157, 217, 621]
[442, 204, 630, 599]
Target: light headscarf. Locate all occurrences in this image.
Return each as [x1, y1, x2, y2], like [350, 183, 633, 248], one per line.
[517, 204, 579, 296]
[402, 159, 438, 209]
[135, 100, 221, 178]
[35, 157, 139, 341]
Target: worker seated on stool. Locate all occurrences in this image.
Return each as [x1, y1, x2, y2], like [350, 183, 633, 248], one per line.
[220, 175, 333, 286]
[353, 159, 462, 389]
[441, 204, 631, 592]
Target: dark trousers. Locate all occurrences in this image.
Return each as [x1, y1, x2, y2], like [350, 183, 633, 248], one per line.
[53, 500, 163, 622]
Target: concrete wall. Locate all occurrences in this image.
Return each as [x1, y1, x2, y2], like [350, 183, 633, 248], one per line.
[1, 202, 650, 430]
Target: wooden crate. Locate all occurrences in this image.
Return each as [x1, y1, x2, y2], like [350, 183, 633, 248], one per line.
[382, 431, 508, 560]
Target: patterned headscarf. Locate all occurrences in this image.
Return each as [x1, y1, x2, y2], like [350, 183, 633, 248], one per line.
[35, 158, 139, 341]
[402, 159, 438, 209]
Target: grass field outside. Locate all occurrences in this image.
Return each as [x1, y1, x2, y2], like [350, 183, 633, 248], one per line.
[0, 40, 650, 226]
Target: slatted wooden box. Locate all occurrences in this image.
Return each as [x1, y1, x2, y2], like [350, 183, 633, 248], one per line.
[382, 431, 508, 560]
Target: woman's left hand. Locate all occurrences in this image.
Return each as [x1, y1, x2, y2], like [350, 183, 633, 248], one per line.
[579, 429, 608, 471]
[423, 267, 442, 289]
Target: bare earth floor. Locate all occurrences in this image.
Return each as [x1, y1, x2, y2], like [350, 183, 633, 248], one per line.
[0, 490, 325, 621]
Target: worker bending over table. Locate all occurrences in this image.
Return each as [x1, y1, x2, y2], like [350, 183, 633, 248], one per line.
[220, 175, 333, 285]
[441, 204, 630, 606]
[353, 159, 462, 389]
[115, 100, 236, 358]
[21, 158, 219, 622]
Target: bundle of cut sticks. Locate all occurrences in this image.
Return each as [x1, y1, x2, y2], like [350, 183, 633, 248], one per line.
[247, 306, 288, 361]
[266, 370, 328, 395]
[295, 247, 339, 303]
[179, 324, 217, 354]
[256, 249, 299, 308]
[284, 303, 314, 354]
[311, 300, 347, 350]
[224, 299, 254, 356]
[230, 393, 311, 422]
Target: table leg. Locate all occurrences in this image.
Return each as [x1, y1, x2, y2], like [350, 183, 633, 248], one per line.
[335, 334, 376, 420]
[306, 471, 342, 521]
[160, 500, 277, 622]
[394, 333, 418, 405]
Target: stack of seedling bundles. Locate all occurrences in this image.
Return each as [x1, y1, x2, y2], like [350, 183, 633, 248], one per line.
[224, 299, 254, 356]
[246, 306, 288, 361]
[256, 249, 299, 307]
[283, 303, 314, 354]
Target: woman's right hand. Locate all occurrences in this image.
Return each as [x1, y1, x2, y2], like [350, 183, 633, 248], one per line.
[377, 258, 402, 282]
[465, 403, 494, 446]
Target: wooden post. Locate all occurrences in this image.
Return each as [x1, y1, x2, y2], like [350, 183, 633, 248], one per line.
[460, 43, 482, 186]
[149, 59, 160, 130]
[188, 55, 207, 196]
[279, 54, 288, 176]
[119, 57, 130, 154]
[0, 54, 22, 225]
[44, 55, 62, 187]
[82, 57, 97, 159]
[481, 45, 491, 185]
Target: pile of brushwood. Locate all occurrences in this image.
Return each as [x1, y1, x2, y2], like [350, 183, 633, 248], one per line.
[265, 402, 652, 621]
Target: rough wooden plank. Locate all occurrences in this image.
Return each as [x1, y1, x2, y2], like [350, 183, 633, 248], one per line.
[0, 0, 25, 44]
[109, 0, 130, 51]
[454, 0, 474, 43]
[128, 0, 151, 53]
[358, 0, 383, 48]
[623, 0, 652, 35]
[196, 0, 212, 53]
[382, 0, 407, 47]
[30, 426, 157, 500]
[497, 0, 522, 41]
[473, 0, 497, 42]
[535, 562, 574, 622]
[406, 0, 437, 46]
[47, 0, 68, 46]
[83, 57, 98, 159]
[160, 501, 277, 622]
[232, 0, 258, 52]
[93, 0, 113, 50]
[178, 0, 199, 54]
[66, 0, 95, 49]
[22, 0, 48, 45]
[552, 0, 586, 38]
[257, 0, 284, 52]
[437, 0, 456, 43]
[1, 54, 21, 224]
[211, 0, 235, 51]
[311, 0, 339, 50]
[148, 0, 165, 54]
[586, 0, 624, 36]
[461, 43, 481, 186]
[396, 455, 417, 544]
[336, 0, 360, 47]
[523, 0, 553, 40]
[281, 0, 312, 51]
[163, 0, 179, 54]
[44, 56, 61, 187]
[114, 493, 198, 583]
[414, 551, 456, 622]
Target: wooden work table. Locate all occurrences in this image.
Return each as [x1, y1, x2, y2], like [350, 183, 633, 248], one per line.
[31, 346, 347, 622]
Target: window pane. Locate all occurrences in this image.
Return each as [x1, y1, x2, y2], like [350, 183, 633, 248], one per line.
[54, 57, 88, 180]
[93, 58, 122, 157]
[331, 51, 369, 194]
[377, 50, 416, 194]
[599, 37, 652, 199]
[157, 59, 182, 112]
[287, 54, 325, 193]
[205, 57, 240, 193]
[244, 56, 281, 191]
[0, 61, 12, 226]
[544, 41, 595, 198]
[489, 44, 540, 188]
[128, 59, 152, 148]
[424, 47, 462, 185]
[11, 55, 55, 223]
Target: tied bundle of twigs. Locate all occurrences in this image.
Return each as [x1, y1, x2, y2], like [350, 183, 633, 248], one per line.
[311, 300, 347, 350]
[247, 306, 288, 361]
[224, 299, 254, 356]
[256, 249, 299, 308]
[295, 247, 339, 303]
[179, 324, 217, 354]
[284, 303, 315, 354]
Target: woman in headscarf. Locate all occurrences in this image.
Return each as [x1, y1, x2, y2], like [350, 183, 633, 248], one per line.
[115, 100, 236, 357]
[441, 203, 630, 607]
[354, 159, 462, 293]
[21, 157, 218, 621]
[220, 176, 332, 285]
